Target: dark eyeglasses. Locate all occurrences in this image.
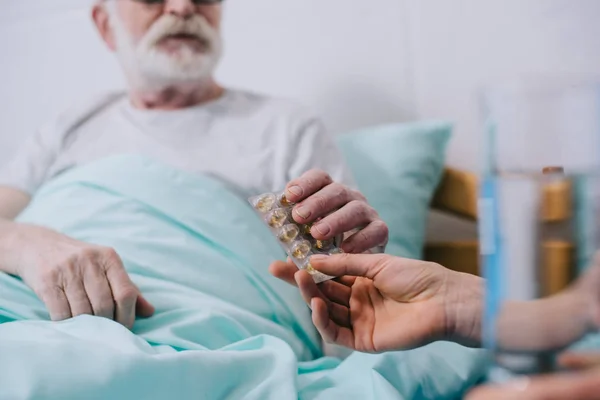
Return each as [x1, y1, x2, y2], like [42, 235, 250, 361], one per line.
[133, 0, 223, 5]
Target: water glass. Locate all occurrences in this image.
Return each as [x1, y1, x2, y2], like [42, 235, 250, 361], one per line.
[478, 78, 600, 381]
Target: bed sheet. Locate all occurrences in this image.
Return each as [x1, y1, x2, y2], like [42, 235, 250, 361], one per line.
[0, 155, 487, 399]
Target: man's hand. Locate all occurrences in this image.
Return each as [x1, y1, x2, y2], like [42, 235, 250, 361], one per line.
[4, 224, 154, 329]
[284, 169, 388, 254]
[270, 253, 483, 352]
[466, 352, 600, 400]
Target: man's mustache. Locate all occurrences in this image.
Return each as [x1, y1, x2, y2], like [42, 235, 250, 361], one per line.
[147, 15, 213, 47]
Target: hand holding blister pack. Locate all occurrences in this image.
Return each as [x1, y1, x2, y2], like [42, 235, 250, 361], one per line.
[249, 191, 343, 284]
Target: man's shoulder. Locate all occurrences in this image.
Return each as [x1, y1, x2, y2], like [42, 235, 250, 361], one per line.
[44, 90, 126, 133]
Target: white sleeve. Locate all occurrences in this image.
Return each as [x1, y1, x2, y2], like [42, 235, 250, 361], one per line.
[286, 117, 356, 188]
[0, 122, 62, 195]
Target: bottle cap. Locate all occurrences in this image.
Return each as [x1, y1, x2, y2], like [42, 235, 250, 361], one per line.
[542, 166, 564, 175]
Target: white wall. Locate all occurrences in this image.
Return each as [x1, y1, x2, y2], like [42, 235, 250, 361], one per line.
[1, 0, 600, 173]
[407, 0, 600, 171]
[218, 0, 415, 134]
[0, 0, 123, 159]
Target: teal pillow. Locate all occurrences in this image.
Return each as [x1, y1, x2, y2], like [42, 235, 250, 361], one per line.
[336, 121, 452, 259]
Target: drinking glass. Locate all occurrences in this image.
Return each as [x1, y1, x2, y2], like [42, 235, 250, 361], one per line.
[478, 78, 600, 381]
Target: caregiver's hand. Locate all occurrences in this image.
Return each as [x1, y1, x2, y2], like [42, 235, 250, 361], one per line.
[284, 169, 388, 253]
[270, 253, 483, 352]
[466, 352, 600, 400]
[3, 223, 154, 329]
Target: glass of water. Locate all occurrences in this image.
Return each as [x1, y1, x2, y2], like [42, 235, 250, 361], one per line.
[478, 78, 600, 381]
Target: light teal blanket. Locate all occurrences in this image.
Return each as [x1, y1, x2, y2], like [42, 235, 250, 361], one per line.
[0, 155, 486, 400]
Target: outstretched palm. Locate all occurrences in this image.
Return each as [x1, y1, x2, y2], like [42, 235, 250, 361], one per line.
[271, 254, 475, 353]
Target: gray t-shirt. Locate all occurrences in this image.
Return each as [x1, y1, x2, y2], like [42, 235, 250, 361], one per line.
[0, 89, 354, 197]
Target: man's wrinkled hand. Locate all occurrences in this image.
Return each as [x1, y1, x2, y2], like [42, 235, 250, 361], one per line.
[16, 227, 154, 329]
[284, 169, 388, 254]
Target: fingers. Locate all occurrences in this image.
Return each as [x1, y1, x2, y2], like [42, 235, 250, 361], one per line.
[335, 275, 358, 287]
[38, 285, 72, 321]
[291, 182, 355, 224]
[269, 259, 354, 305]
[295, 270, 350, 327]
[269, 259, 298, 286]
[310, 200, 378, 241]
[32, 245, 152, 329]
[103, 251, 140, 329]
[83, 259, 115, 319]
[466, 370, 600, 400]
[340, 220, 389, 254]
[135, 294, 155, 318]
[311, 297, 356, 349]
[284, 169, 389, 253]
[559, 352, 600, 371]
[319, 278, 351, 307]
[269, 256, 358, 350]
[107, 274, 138, 329]
[63, 277, 94, 317]
[310, 253, 392, 280]
[285, 169, 334, 203]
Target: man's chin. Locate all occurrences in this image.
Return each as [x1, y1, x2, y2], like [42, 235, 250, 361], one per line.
[134, 57, 218, 89]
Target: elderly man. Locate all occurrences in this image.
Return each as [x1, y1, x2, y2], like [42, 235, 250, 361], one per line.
[0, 0, 388, 329]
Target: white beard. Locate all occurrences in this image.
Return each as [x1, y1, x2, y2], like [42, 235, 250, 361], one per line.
[106, 4, 223, 91]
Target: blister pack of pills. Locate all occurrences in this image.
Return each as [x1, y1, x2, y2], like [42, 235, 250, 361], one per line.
[249, 191, 342, 284]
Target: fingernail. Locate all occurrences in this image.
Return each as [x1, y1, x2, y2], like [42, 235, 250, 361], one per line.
[313, 223, 330, 236]
[294, 206, 310, 219]
[341, 243, 354, 253]
[287, 185, 303, 198]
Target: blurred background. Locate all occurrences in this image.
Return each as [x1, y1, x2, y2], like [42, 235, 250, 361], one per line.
[1, 0, 599, 171]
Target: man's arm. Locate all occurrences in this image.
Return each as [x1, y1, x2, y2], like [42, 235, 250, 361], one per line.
[0, 186, 31, 220]
[0, 186, 31, 276]
[0, 186, 155, 327]
[0, 187, 31, 275]
[0, 115, 61, 274]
